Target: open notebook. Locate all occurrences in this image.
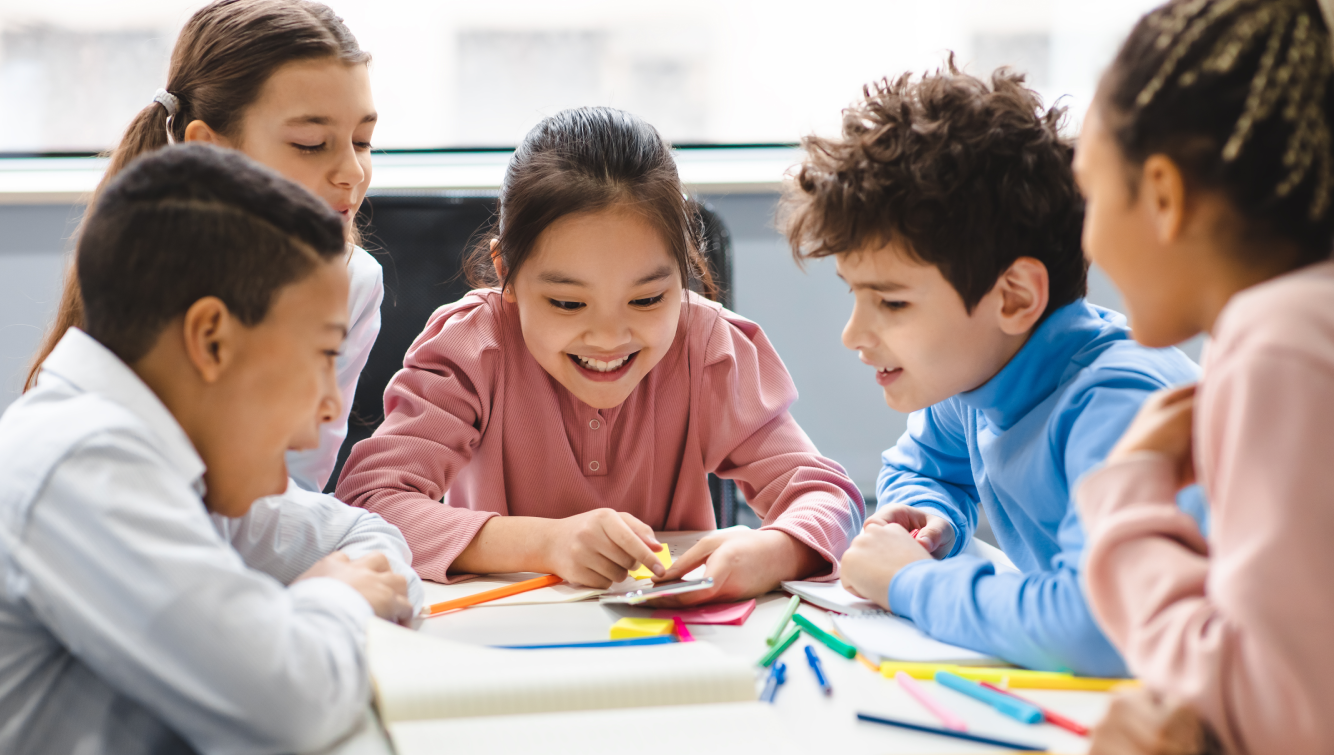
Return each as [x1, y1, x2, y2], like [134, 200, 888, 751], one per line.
[369, 619, 760, 753]
[781, 538, 1016, 665]
[419, 528, 735, 608]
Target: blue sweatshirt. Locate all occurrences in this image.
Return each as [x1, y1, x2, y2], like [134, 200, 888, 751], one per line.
[880, 300, 1203, 677]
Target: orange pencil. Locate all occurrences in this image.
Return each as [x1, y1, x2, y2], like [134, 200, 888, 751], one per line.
[424, 574, 563, 616]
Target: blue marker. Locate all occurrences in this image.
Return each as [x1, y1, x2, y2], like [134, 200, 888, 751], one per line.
[760, 661, 787, 703]
[934, 670, 1043, 724]
[493, 636, 676, 650]
[803, 644, 832, 696]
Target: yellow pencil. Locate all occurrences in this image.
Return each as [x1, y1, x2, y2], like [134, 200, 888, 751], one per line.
[878, 661, 1133, 691]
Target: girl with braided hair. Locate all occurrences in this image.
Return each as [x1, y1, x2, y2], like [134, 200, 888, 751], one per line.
[1072, 0, 1334, 752]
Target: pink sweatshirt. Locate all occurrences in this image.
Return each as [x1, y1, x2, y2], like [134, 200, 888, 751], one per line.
[336, 289, 864, 583]
[1077, 261, 1334, 755]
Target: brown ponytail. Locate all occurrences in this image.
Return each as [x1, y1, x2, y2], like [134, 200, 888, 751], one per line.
[24, 0, 369, 390]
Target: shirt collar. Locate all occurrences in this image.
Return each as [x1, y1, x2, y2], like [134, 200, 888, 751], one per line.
[39, 328, 206, 487]
[956, 300, 1125, 431]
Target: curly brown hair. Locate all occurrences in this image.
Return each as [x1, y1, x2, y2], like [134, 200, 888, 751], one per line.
[782, 56, 1087, 316]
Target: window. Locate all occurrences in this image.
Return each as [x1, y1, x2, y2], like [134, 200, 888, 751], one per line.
[0, 0, 1162, 153]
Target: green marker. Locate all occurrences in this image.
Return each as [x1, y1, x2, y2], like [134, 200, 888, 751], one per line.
[791, 614, 857, 659]
[766, 595, 802, 646]
[759, 625, 800, 667]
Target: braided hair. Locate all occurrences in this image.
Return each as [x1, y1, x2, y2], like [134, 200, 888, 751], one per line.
[1100, 0, 1334, 260]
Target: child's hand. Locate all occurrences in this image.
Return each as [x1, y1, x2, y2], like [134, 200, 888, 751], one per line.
[865, 504, 955, 557]
[297, 551, 414, 623]
[839, 522, 932, 607]
[1107, 384, 1197, 490]
[544, 509, 664, 588]
[1090, 688, 1219, 755]
[645, 529, 825, 608]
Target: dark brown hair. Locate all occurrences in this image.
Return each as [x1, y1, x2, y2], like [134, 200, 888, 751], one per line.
[26, 0, 368, 389]
[80, 144, 346, 363]
[465, 106, 715, 298]
[1098, 0, 1334, 261]
[782, 57, 1087, 317]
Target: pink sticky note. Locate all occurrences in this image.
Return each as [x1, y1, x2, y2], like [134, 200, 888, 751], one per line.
[651, 599, 756, 625]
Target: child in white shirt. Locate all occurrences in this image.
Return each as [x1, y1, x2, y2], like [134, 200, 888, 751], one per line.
[0, 143, 420, 755]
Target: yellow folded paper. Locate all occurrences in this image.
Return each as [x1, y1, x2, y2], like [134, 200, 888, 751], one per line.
[609, 617, 675, 640]
[628, 546, 673, 580]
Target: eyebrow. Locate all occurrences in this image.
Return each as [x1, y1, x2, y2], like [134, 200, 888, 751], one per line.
[834, 272, 909, 292]
[284, 113, 378, 126]
[633, 265, 674, 286]
[535, 265, 675, 288]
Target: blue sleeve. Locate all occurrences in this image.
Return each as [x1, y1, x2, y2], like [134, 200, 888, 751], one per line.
[877, 401, 979, 557]
[887, 375, 1169, 676]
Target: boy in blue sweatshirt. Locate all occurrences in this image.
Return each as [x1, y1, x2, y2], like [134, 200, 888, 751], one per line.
[781, 61, 1201, 676]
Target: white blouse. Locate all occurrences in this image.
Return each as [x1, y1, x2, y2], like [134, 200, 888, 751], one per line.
[286, 244, 384, 493]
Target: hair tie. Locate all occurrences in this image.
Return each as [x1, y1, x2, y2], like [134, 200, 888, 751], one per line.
[152, 89, 179, 117]
[152, 89, 180, 145]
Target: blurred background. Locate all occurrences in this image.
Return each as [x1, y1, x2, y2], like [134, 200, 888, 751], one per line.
[0, 0, 1177, 509]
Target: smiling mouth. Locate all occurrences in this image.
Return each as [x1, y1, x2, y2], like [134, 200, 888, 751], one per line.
[568, 351, 639, 376]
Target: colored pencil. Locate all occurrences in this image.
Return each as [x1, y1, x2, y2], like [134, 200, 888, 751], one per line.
[671, 616, 695, 643]
[791, 614, 857, 658]
[980, 682, 1090, 736]
[759, 625, 800, 667]
[856, 713, 1047, 751]
[494, 636, 677, 649]
[424, 574, 564, 616]
[766, 595, 801, 646]
[896, 671, 967, 731]
[935, 670, 1043, 724]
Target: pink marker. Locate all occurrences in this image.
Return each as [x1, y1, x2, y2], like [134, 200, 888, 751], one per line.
[671, 616, 694, 642]
[909, 528, 921, 538]
[895, 670, 967, 731]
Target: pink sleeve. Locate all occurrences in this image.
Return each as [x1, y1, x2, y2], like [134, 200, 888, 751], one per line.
[698, 311, 865, 579]
[334, 294, 501, 582]
[1077, 347, 1334, 755]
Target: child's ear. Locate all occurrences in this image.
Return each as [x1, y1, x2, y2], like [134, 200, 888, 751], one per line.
[1140, 154, 1187, 245]
[491, 239, 517, 303]
[180, 297, 237, 383]
[182, 119, 231, 148]
[996, 257, 1049, 336]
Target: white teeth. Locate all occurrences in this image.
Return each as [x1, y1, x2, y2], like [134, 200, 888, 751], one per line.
[575, 354, 629, 372]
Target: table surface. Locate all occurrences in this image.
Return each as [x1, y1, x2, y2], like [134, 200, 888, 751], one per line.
[323, 587, 1109, 755]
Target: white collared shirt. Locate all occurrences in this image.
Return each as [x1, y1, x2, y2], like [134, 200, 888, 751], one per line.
[0, 328, 422, 755]
[286, 245, 384, 493]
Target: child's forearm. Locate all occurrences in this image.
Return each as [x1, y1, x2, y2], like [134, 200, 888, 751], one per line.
[760, 529, 828, 582]
[450, 516, 558, 576]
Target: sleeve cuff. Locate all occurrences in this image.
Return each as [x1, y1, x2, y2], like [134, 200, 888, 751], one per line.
[288, 576, 375, 628]
[887, 557, 935, 619]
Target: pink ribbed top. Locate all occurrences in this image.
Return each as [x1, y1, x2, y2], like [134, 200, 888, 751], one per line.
[336, 289, 864, 582]
[1077, 261, 1334, 755]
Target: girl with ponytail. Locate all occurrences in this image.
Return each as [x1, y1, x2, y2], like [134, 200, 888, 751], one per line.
[1071, 0, 1334, 752]
[29, 0, 380, 493]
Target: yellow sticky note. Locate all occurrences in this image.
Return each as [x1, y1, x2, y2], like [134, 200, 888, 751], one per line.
[610, 617, 675, 640]
[627, 547, 672, 580]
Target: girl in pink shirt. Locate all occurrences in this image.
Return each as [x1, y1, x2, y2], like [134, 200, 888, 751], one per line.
[337, 107, 863, 602]
[1070, 1, 1334, 753]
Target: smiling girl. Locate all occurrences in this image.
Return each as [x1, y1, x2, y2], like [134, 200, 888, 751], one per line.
[27, 0, 379, 493]
[336, 107, 863, 600]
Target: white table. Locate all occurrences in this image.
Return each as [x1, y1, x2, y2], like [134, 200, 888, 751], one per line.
[327, 587, 1109, 754]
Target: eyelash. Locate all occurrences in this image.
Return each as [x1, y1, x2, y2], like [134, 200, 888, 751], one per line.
[292, 142, 374, 154]
[547, 293, 666, 312]
[881, 300, 908, 311]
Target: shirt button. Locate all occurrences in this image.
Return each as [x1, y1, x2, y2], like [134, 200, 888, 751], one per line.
[589, 460, 601, 472]
[589, 419, 601, 430]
